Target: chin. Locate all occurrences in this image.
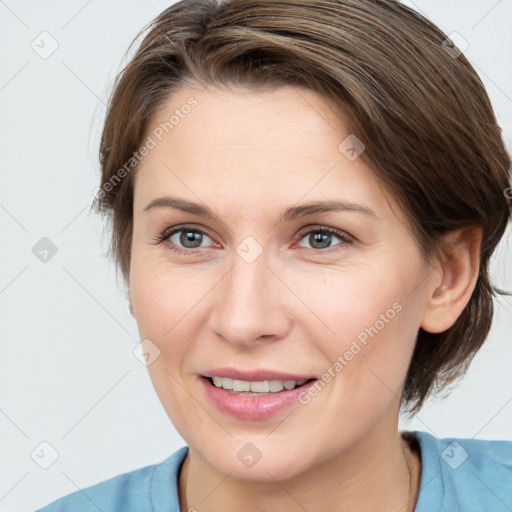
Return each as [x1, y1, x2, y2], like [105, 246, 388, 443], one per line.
[193, 437, 317, 483]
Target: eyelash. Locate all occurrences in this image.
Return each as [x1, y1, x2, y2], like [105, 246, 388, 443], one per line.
[152, 224, 354, 255]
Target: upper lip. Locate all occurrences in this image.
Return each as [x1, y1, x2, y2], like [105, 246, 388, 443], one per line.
[202, 367, 317, 382]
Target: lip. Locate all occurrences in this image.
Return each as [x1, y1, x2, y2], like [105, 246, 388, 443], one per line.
[200, 375, 318, 420]
[201, 367, 316, 382]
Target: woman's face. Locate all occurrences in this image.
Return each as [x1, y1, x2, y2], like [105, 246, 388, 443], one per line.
[129, 84, 434, 480]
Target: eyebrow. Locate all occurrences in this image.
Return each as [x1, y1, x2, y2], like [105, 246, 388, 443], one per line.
[143, 196, 378, 221]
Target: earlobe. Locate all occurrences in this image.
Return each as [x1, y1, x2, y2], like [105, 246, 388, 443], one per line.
[420, 227, 483, 334]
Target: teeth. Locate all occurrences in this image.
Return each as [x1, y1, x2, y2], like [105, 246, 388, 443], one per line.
[251, 380, 269, 392]
[232, 379, 251, 391]
[210, 377, 309, 393]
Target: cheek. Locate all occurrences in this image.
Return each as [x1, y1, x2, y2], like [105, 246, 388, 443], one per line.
[288, 263, 410, 347]
[294, 263, 421, 404]
[129, 256, 221, 389]
[129, 258, 211, 434]
[130, 254, 207, 336]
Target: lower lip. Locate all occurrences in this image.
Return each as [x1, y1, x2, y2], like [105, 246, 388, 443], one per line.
[200, 377, 317, 420]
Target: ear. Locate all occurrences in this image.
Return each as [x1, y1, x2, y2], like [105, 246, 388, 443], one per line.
[420, 226, 483, 334]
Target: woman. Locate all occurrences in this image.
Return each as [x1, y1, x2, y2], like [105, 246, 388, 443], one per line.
[36, 0, 512, 510]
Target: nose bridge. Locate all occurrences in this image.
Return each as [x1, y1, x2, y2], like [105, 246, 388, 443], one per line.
[212, 245, 291, 345]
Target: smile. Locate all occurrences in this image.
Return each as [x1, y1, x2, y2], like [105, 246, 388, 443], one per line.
[208, 376, 313, 394]
[201, 375, 318, 420]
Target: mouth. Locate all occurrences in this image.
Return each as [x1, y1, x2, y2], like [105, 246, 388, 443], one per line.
[202, 376, 317, 396]
[200, 374, 319, 420]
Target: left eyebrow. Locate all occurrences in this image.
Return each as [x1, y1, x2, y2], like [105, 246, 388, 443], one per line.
[279, 200, 378, 222]
[143, 196, 378, 221]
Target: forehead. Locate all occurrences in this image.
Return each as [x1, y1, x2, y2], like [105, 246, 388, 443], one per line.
[141, 84, 343, 161]
[133, 84, 394, 220]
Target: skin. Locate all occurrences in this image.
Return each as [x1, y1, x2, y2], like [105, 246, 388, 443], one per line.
[128, 84, 481, 512]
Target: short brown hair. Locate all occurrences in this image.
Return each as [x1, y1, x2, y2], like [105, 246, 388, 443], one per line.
[94, 0, 511, 416]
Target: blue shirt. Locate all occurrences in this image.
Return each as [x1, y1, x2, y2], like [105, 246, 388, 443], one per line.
[36, 430, 512, 511]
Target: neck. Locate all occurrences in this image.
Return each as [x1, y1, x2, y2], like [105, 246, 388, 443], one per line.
[178, 422, 422, 512]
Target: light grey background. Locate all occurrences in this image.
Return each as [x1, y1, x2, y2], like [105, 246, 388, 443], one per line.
[1, 1, 511, 511]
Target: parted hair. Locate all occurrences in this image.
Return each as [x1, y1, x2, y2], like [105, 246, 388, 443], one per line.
[94, 0, 511, 416]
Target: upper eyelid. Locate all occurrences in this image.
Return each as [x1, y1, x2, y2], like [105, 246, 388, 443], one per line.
[164, 224, 347, 236]
[163, 224, 352, 246]
[165, 224, 212, 238]
[162, 224, 216, 247]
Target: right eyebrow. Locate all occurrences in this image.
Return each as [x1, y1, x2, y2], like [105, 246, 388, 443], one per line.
[143, 196, 218, 219]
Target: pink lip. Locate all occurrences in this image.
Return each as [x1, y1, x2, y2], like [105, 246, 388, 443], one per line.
[200, 376, 317, 420]
[202, 367, 316, 381]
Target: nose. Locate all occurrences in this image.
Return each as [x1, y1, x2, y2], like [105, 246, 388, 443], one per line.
[209, 249, 293, 347]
